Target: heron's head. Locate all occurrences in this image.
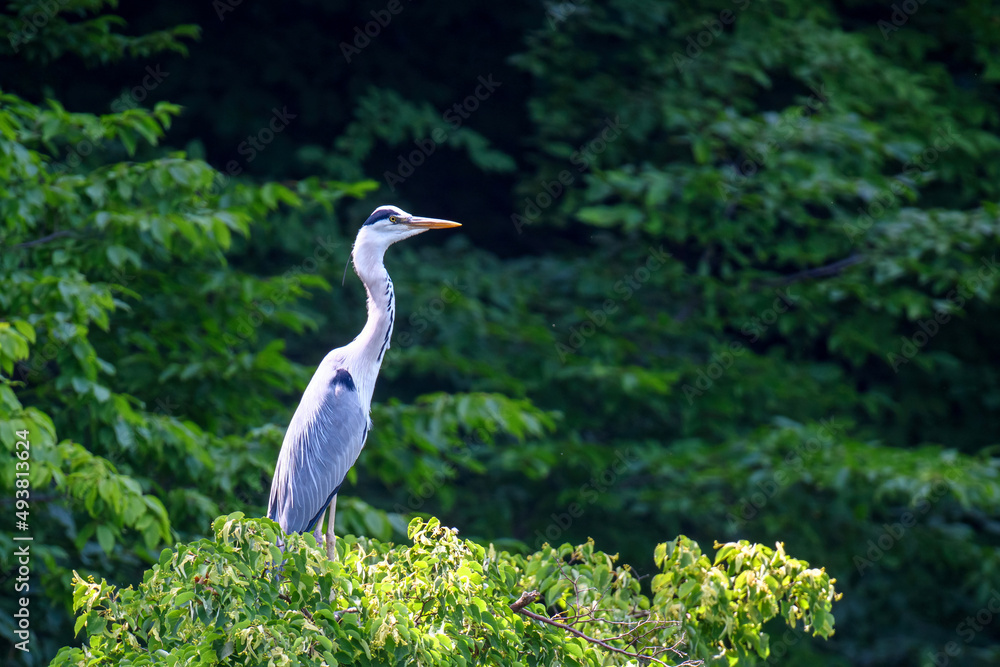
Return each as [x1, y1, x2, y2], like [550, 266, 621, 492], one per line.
[355, 205, 461, 251]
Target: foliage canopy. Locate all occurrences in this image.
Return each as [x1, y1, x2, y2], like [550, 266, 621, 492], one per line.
[52, 515, 837, 666]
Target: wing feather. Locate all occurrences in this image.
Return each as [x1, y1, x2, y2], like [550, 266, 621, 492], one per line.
[267, 365, 369, 534]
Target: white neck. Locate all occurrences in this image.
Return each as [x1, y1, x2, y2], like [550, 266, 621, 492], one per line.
[345, 238, 395, 412]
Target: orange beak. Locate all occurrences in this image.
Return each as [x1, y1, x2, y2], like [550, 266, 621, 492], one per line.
[404, 216, 462, 229]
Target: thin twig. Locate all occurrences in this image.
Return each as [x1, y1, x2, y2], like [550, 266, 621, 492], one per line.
[516, 607, 675, 666]
[766, 253, 866, 286]
[509, 584, 699, 666]
[278, 593, 314, 622]
[13, 230, 77, 249]
[334, 606, 359, 622]
[675, 252, 866, 323]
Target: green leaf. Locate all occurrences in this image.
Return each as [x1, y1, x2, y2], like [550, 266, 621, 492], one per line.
[96, 525, 115, 555]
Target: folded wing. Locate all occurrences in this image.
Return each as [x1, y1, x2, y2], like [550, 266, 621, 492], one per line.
[267, 367, 369, 534]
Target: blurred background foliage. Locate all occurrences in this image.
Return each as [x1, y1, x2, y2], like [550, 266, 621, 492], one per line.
[1, 0, 999, 664]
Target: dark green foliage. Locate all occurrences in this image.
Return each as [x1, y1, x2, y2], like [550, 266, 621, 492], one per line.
[1, 0, 999, 665]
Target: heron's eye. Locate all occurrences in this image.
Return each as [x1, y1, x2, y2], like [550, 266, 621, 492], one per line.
[389, 216, 397, 223]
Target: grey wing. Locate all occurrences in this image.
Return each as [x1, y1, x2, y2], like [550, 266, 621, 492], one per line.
[267, 367, 370, 534]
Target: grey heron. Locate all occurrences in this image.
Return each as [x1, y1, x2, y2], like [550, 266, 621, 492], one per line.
[266, 205, 461, 559]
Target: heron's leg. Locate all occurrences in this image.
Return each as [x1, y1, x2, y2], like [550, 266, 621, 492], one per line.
[325, 495, 338, 560]
[313, 514, 325, 547]
[313, 526, 324, 547]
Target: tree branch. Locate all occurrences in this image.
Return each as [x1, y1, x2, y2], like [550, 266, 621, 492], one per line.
[767, 253, 866, 286]
[515, 606, 676, 666]
[278, 592, 314, 622]
[673, 252, 865, 322]
[13, 230, 77, 249]
[509, 590, 698, 666]
[508, 590, 539, 612]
